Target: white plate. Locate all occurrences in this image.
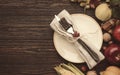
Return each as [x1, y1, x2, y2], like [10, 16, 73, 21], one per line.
[53, 14, 103, 63]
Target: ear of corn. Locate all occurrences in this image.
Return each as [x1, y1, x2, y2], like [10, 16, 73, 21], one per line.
[54, 65, 75, 75]
[54, 63, 84, 75]
[68, 63, 84, 75]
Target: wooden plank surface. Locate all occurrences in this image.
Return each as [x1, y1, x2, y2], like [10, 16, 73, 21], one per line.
[0, 0, 115, 75]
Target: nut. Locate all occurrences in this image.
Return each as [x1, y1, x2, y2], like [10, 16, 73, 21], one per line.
[108, 29, 113, 34]
[103, 33, 111, 42]
[85, 4, 90, 9]
[80, 2, 86, 7]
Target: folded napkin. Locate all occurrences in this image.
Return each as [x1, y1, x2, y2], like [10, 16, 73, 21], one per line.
[50, 10, 104, 69]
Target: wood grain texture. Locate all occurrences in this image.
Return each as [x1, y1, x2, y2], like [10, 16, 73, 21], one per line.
[0, 0, 114, 75]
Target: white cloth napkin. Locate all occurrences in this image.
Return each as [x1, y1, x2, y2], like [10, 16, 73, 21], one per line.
[50, 9, 104, 69]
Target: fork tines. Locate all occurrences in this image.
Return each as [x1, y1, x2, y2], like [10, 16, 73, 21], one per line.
[59, 18, 72, 31]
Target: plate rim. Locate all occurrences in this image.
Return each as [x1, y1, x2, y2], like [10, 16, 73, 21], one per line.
[53, 14, 103, 63]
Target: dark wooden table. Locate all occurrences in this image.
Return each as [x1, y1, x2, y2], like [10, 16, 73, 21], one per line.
[0, 0, 115, 75]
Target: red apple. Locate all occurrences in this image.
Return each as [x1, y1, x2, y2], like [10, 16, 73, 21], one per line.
[113, 25, 120, 43]
[104, 43, 120, 65]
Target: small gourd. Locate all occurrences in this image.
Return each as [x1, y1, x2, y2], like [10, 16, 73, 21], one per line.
[95, 3, 112, 21]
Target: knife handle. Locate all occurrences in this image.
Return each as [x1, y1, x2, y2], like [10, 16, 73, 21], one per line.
[77, 39, 100, 62]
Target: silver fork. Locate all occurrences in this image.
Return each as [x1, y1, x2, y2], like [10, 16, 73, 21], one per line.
[55, 15, 100, 63]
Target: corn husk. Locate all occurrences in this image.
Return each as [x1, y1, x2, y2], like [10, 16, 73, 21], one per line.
[54, 63, 84, 75]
